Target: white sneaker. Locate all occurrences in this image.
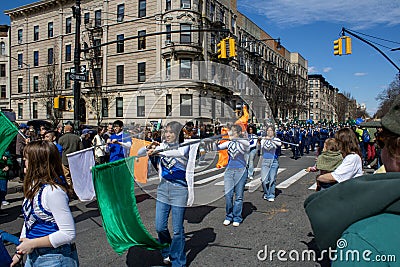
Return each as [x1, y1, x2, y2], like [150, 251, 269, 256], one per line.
[232, 222, 240, 227]
[163, 256, 171, 265]
[223, 220, 231, 226]
[267, 198, 275, 202]
[2, 201, 9, 206]
[248, 176, 254, 180]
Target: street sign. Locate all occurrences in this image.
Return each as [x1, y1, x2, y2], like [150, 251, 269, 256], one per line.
[69, 73, 87, 82]
[70, 67, 75, 74]
[70, 65, 86, 74]
[80, 65, 86, 73]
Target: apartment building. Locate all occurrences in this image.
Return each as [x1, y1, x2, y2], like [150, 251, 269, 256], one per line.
[308, 74, 338, 123]
[5, 0, 308, 126]
[0, 25, 10, 111]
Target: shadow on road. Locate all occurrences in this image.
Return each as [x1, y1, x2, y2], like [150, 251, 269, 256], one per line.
[185, 227, 216, 266]
[185, 205, 216, 224]
[126, 246, 164, 267]
[301, 233, 331, 267]
[242, 202, 257, 221]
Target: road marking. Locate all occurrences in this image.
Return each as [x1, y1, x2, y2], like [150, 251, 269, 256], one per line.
[214, 168, 286, 187]
[246, 168, 285, 192]
[276, 170, 308, 189]
[195, 173, 224, 185]
[308, 183, 317, 190]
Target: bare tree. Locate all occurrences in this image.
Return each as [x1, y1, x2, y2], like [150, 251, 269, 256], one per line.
[375, 75, 400, 118]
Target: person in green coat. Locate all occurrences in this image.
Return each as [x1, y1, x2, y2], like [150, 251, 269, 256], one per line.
[304, 94, 400, 266]
[0, 150, 13, 214]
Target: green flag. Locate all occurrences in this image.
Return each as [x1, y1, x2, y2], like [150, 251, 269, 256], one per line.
[0, 112, 19, 157]
[92, 156, 167, 254]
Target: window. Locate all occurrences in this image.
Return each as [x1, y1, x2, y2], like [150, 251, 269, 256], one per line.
[210, 34, 216, 52]
[181, 0, 190, 8]
[165, 59, 171, 79]
[180, 59, 191, 79]
[180, 94, 192, 116]
[310, 102, 313, 109]
[117, 34, 124, 53]
[165, 24, 171, 44]
[1, 85, 6, 98]
[180, 24, 191, 44]
[0, 64, 5, 77]
[166, 94, 172, 116]
[137, 96, 145, 117]
[18, 78, 23, 93]
[95, 10, 102, 27]
[139, 0, 146, 17]
[33, 76, 39, 92]
[18, 29, 23, 44]
[138, 30, 146, 50]
[33, 102, 38, 119]
[33, 51, 39, 67]
[93, 68, 101, 87]
[48, 22, 53, 38]
[117, 65, 124, 84]
[47, 74, 53, 90]
[231, 17, 236, 34]
[18, 104, 23, 119]
[221, 98, 225, 117]
[117, 4, 124, 22]
[93, 39, 101, 57]
[138, 62, 146, 82]
[166, 0, 171, 10]
[0, 42, 5, 55]
[65, 44, 72, 61]
[34, 26, 39, 41]
[102, 98, 109, 117]
[209, 3, 215, 20]
[66, 17, 72, 34]
[65, 72, 71, 89]
[84, 13, 90, 24]
[48, 48, 53, 65]
[116, 97, 123, 117]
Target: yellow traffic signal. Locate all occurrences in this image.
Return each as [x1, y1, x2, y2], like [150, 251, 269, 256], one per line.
[344, 36, 352, 55]
[333, 38, 343, 56]
[228, 37, 236, 57]
[54, 96, 66, 110]
[217, 39, 227, 59]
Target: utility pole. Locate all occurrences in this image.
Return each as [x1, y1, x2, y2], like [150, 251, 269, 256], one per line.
[72, 0, 81, 131]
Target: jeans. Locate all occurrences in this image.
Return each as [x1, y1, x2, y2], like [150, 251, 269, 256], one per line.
[25, 243, 79, 267]
[0, 179, 7, 202]
[224, 167, 247, 223]
[247, 148, 257, 178]
[261, 158, 279, 199]
[155, 179, 188, 267]
[0, 230, 20, 245]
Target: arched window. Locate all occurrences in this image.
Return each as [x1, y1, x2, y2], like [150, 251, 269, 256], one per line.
[0, 42, 5, 55]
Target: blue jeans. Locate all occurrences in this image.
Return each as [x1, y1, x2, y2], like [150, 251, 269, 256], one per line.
[261, 158, 279, 199]
[0, 179, 7, 202]
[0, 230, 20, 245]
[25, 243, 79, 267]
[155, 179, 188, 267]
[224, 168, 247, 223]
[247, 149, 257, 178]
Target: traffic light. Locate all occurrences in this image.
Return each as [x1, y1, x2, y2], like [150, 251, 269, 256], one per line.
[217, 39, 227, 59]
[54, 96, 66, 110]
[228, 37, 236, 57]
[344, 36, 352, 55]
[333, 38, 343, 56]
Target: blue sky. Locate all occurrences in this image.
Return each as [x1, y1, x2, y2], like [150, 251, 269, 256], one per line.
[2, 0, 400, 116]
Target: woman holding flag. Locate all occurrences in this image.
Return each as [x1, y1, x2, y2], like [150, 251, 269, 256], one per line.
[139, 121, 196, 267]
[216, 124, 250, 227]
[11, 140, 78, 266]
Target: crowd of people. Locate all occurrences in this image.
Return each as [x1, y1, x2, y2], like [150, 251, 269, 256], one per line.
[0, 96, 398, 266]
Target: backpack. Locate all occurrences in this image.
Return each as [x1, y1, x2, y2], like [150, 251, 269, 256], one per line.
[362, 129, 371, 143]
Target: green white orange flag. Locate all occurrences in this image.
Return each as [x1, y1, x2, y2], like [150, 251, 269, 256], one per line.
[92, 156, 167, 254]
[0, 112, 19, 157]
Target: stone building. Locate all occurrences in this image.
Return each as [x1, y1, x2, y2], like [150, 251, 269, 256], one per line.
[308, 74, 338, 123]
[0, 25, 10, 111]
[5, 0, 308, 126]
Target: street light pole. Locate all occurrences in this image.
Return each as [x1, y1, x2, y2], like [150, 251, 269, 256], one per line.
[72, 0, 81, 131]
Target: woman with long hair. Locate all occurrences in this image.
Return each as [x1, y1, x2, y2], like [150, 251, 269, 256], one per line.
[317, 127, 363, 184]
[11, 140, 78, 267]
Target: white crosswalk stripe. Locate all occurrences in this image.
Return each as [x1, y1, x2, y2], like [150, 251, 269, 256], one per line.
[276, 170, 308, 189]
[308, 183, 317, 190]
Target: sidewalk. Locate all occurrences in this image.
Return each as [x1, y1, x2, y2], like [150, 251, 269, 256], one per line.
[7, 180, 23, 194]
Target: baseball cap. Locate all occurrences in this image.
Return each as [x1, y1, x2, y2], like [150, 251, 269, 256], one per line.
[361, 94, 400, 135]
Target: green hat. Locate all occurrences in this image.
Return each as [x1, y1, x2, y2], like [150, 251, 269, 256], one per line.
[361, 94, 400, 135]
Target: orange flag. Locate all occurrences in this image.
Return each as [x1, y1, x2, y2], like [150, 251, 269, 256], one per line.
[129, 138, 151, 184]
[235, 104, 249, 132]
[216, 127, 229, 168]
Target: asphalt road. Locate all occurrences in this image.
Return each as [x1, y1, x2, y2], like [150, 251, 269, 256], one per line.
[2, 147, 332, 267]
